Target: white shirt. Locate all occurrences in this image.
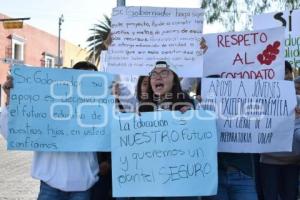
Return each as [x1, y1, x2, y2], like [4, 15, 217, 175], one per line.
[0, 107, 99, 191]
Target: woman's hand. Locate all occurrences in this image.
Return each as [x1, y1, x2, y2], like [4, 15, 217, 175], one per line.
[2, 75, 13, 106]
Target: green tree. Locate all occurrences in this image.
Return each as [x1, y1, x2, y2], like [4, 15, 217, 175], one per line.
[284, 0, 300, 9]
[86, 15, 111, 65]
[201, 0, 300, 31]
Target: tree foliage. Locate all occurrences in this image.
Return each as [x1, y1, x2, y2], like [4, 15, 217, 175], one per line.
[86, 15, 111, 65]
[201, 0, 300, 31]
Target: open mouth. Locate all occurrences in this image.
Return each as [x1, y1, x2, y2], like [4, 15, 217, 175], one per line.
[155, 83, 164, 90]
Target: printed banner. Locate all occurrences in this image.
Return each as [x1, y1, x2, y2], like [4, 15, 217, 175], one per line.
[254, 9, 300, 68]
[107, 6, 204, 77]
[8, 65, 115, 152]
[203, 27, 285, 80]
[111, 110, 218, 197]
[201, 78, 296, 153]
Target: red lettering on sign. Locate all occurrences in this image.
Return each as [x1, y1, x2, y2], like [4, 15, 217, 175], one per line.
[217, 32, 268, 48]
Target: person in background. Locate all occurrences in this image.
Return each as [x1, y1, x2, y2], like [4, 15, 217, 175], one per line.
[285, 60, 294, 81]
[136, 76, 150, 104]
[253, 61, 296, 200]
[258, 61, 300, 200]
[259, 116, 300, 200]
[1, 61, 99, 200]
[113, 76, 149, 113]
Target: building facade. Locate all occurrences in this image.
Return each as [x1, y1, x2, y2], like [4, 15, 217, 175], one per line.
[63, 41, 90, 67]
[0, 13, 89, 107]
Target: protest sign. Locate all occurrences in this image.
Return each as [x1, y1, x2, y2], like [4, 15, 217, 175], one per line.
[203, 27, 285, 80]
[254, 9, 300, 68]
[111, 110, 218, 197]
[201, 78, 296, 153]
[7, 65, 115, 152]
[107, 6, 204, 77]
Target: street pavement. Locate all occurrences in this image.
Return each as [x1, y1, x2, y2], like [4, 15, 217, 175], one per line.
[0, 137, 39, 200]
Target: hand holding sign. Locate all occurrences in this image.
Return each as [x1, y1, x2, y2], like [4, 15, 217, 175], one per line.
[2, 75, 13, 106]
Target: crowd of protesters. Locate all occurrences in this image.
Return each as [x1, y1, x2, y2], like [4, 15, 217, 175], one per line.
[2, 60, 300, 200]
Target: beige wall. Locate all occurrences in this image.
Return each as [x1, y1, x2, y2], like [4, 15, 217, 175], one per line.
[63, 41, 89, 67]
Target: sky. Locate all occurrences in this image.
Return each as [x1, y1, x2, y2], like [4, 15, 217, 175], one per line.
[0, 0, 205, 48]
[0, 0, 283, 48]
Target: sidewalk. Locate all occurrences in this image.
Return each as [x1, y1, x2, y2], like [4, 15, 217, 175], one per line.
[0, 137, 39, 200]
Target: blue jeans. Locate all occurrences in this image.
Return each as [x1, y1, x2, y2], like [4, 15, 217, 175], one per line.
[260, 163, 299, 200]
[203, 170, 257, 200]
[37, 181, 91, 200]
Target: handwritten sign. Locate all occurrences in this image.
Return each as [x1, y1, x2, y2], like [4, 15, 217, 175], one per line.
[203, 27, 285, 80]
[254, 9, 300, 68]
[111, 110, 218, 197]
[7, 65, 116, 152]
[201, 78, 296, 153]
[107, 6, 204, 77]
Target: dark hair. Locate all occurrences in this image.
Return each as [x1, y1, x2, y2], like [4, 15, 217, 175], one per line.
[136, 76, 148, 102]
[72, 61, 98, 71]
[139, 70, 194, 112]
[285, 61, 293, 73]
